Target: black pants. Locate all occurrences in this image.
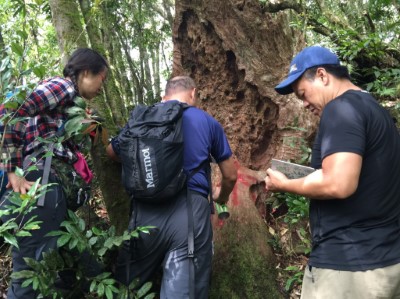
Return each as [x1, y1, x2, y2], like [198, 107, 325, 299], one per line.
[0, 170, 101, 298]
[0, 170, 66, 299]
[115, 191, 213, 299]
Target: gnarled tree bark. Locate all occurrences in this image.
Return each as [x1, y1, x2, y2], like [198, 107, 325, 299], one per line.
[173, 0, 316, 297]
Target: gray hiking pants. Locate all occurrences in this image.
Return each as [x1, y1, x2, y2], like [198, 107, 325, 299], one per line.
[115, 190, 213, 299]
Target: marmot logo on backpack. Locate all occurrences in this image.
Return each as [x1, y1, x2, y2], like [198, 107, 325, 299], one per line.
[142, 147, 155, 188]
[119, 101, 189, 202]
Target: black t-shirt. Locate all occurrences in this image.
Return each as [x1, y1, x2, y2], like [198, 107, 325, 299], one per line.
[309, 90, 400, 271]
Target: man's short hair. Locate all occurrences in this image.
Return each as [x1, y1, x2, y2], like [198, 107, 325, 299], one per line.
[304, 64, 351, 81]
[165, 76, 196, 96]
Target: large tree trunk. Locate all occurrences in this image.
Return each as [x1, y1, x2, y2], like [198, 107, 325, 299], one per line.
[173, 0, 317, 297]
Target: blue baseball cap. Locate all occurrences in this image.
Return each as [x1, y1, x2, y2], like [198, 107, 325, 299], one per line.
[275, 46, 340, 95]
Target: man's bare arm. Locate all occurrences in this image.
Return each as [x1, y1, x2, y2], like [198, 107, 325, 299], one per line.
[106, 143, 121, 162]
[214, 156, 237, 204]
[265, 152, 362, 200]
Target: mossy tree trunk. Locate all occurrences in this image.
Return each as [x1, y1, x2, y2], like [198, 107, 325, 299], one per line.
[48, 0, 88, 65]
[78, 0, 131, 233]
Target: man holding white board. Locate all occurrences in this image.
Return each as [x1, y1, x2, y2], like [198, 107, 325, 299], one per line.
[265, 46, 400, 298]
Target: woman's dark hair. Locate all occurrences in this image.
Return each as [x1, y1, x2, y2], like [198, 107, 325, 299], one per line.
[63, 48, 108, 92]
[304, 64, 351, 81]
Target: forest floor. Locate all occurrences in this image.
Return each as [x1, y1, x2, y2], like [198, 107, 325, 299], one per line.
[265, 210, 309, 298]
[0, 190, 307, 299]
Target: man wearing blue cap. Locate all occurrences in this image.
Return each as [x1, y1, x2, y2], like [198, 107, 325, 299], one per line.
[265, 46, 400, 298]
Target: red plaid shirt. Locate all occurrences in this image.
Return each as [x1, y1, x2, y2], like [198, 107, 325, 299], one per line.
[0, 77, 79, 172]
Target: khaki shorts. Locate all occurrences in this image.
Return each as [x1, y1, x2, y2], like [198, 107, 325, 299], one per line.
[301, 263, 400, 299]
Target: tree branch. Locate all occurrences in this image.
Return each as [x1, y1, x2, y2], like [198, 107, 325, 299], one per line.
[363, 11, 375, 33]
[261, 0, 302, 14]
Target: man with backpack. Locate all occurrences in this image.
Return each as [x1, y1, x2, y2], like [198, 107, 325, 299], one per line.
[106, 75, 237, 298]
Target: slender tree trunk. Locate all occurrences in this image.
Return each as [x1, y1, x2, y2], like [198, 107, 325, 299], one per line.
[113, 35, 134, 109]
[48, 0, 87, 64]
[117, 30, 143, 105]
[78, 0, 126, 126]
[0, 28, 4, 53]
[162, 0, 174, 29]
[161, 41, 170, 75]
[143, 50, 154, 102]
[78, 0, 131, 232]
[152, 44, 161, 99]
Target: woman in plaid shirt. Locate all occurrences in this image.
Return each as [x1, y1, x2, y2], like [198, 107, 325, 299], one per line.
[0, 48, 108, 299]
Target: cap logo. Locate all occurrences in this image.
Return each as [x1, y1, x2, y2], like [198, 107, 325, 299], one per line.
[289, 64, 298, 73]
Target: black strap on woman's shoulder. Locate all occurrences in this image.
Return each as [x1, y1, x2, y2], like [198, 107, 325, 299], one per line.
[36, 125, 66, 207]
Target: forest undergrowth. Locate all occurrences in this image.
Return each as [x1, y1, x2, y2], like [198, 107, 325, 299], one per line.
[0, 188, 311, 299]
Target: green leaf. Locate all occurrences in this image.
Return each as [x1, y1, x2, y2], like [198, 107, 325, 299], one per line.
[67, 209, 77, 219]
[137, 226, 156, 234]
[102, 278, 115, 285]
[11, 42, 24, 56]
[284, 265, 300, 271]
[95, 272, 112, 280]
[26, 165, 39, 172]
[98, 247, 107, 257]
[73, 97, 87, 109]
[97, 282, 105, 296]
[0, 56, 10, 72]
[15, 167, 24, 177]
[4, 101, 19, 109]
[32, 65, 46, 78]
[107, 285, 119, 293]
[21, 278, 33, 288]
[89, 236, 98, 246]
[144, 293, 156, 299]
[46, 230, 64, 237]
[128, 231, 138, 239]
[3, 231, 19, 248]
[27, 178, 41, 197]
[90, 280, 97, 293]
[285, 277, 295, 291]
[111, 236, 124, 247]
[69, 237, 78, 249]
[32, 277, 39, 290]
[85, 230, 93, 238]
[104, 237, 114, 249]
[15, 230, 32, 237]
[57, 234, 71, 247]
[64, 116, 84, 136]
[92, 226, 103, 236]
[137, 281, 152, 297]
[66, 106, 86, 117]
[12, 270, 35, 279]
[105, 286, 113, 299]
[16, 30, 28, 40]
[23, 221, 41, 230]
[78, 218, 86, 231]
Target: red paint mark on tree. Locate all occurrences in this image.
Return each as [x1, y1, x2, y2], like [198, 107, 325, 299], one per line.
[231, 181, 239, 206]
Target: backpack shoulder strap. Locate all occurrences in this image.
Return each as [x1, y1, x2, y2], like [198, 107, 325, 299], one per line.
[36, 123, 66, 206]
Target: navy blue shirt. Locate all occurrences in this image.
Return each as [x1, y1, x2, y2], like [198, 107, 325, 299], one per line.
[111, 101, 232, 196]
[309, 90, 400, 271]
